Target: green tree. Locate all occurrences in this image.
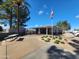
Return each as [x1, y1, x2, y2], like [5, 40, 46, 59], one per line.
[12, 0, 30, 34]
[0, 0, 3, 4]
[0, 0, 30, 34]
[0, 0, 13, 31]
[56, 20, 71, 31]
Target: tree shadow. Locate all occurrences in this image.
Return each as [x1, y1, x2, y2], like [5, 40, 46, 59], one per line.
[72, 39, 79, 44]
[69, 42, 79, 50]
[0, 33, 10, 41]
[47, 46, 76, 59]
[68, 39, 79, 52]
[68, 39, 79, 58]
[0, 32, 25, 42]
[16, 38, 24, 41]
[0, 33, 19, 41]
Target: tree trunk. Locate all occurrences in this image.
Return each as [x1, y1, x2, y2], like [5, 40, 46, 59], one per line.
[17, 5, 20, 35]
[9, 8, 12, 32]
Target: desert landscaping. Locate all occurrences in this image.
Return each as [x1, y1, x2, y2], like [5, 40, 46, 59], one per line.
[0, 33, 79, 59]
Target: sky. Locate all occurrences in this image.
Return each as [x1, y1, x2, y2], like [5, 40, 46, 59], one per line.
[0, 0, 79, 30]
[26, 0, 79, 30]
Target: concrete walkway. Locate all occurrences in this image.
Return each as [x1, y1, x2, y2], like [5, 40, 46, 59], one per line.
[0, 46, 6, 59]
[22, 44, 51, 59]
[0, 35, 46, 59]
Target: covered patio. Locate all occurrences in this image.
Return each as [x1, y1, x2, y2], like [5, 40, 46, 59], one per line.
[32, 26, 62, 35]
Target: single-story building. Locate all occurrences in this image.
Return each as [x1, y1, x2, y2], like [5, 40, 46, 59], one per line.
[28, 26, 62, 35]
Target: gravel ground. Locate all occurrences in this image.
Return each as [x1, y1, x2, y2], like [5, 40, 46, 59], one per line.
[0, 34, 79, 59]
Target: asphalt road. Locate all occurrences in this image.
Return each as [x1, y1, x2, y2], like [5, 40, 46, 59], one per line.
[22, 43, 79, 59]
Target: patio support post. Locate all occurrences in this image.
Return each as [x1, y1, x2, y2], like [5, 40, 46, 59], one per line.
[38, 28, 40, 34]
[46, 27, 48, 35]
[52, 26, 53, 35]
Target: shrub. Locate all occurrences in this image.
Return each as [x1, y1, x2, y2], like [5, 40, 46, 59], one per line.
[41, 35, 51, 42]
[54, 40, 60, 44]
[44, 39, 50, 42]
[41, 37, 44, 38]
[53, 37, 55, 39]
[41, 38, 44, 40]
[45, 35, 48, 38]
[59, 36, 62, 40]
[60, 41, 65, 44]
[49, 36, 52, 38]
[55, 36, 58, 38]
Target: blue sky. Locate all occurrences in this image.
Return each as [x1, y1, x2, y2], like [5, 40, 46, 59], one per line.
[26, 0, 79, 30]
[0, 0, 79, 30]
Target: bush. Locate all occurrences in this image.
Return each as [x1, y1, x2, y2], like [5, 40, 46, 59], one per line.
[49, 36, 52, 38]
[44, 39, 50, 42]
[41, 37, 44, 38]
[60, 41, 65, 44]
[53, 37, 55, 39]
[45, 35, 48, 38]
[41, 35, 51, 42]
[59, 36, 62, 40]
[54, 40, 60, 44]
[41, 38, 44, 40]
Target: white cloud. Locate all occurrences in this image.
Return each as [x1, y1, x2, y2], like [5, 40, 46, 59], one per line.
[39, 25, 42, 26]
[35, 25, 38, 27]
[38, 10, 44, 15]
[75, 15, 79, 19]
